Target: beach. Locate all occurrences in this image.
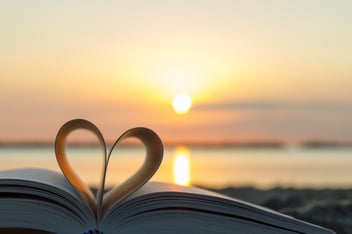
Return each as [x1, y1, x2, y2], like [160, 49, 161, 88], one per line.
[210, 186, 352, 234]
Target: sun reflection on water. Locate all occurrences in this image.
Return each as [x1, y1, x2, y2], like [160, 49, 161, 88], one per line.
[173, 147, 191, 186]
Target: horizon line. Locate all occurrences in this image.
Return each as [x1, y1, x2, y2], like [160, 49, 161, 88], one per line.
[1, 140, 352, 149]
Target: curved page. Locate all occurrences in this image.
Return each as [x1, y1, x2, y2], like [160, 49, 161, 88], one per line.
[101, 182, 334, 234]
[0, 168, 95, 233]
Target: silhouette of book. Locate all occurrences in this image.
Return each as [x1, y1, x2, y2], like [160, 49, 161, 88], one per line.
[0, 119, 334, 234]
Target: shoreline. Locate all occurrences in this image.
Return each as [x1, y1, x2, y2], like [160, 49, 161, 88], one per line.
[1, 141, 352, 149]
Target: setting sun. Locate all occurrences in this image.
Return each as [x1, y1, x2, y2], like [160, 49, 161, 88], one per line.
[172, 93, 192, 115]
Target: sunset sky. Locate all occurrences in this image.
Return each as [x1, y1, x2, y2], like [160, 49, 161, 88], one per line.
[1, 1, 351, 144]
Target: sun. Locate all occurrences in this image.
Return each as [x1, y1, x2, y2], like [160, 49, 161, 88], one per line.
[172, 93, 192, 115]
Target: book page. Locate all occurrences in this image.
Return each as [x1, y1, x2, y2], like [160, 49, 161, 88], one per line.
[102, 182, 333, 234]
[0, 168, 97, 233]
[0, 168, 94, 220]
[0, 168, 81, 198]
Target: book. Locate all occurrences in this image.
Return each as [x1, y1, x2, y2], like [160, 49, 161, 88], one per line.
[0, 119, 334, 234]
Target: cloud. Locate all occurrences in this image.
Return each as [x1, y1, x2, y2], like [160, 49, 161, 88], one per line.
[193, 100, 352, 112]
[190, 99, 352, 142]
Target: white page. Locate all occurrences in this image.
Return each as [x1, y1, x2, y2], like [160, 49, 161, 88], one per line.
[102, 182, 334, 234]
[0, 168, 95, 226]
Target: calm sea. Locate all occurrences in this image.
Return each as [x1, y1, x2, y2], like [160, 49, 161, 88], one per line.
[1, 146, 351, 189]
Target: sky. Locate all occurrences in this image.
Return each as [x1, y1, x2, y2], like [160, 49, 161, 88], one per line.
[1, 0, 352, 144]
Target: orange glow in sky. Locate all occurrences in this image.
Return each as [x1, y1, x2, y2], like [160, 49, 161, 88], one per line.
[1, 1, 351, 144]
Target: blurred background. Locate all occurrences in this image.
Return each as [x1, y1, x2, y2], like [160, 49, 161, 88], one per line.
[1, 1, 352, 231]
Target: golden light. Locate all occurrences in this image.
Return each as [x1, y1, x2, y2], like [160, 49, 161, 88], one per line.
[173, 147, 191, 186]
[172, 93, 192, 115]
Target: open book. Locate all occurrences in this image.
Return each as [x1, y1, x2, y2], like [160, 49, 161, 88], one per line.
[0, 119, 334, 234]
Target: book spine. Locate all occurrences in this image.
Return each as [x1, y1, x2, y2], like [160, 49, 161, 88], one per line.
[83, 228, 103, 234]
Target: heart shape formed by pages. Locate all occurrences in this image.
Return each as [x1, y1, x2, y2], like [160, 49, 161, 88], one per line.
[54, 119, 163, 222]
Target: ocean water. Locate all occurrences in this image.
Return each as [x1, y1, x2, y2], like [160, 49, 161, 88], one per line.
[0, 146, 351, 189]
